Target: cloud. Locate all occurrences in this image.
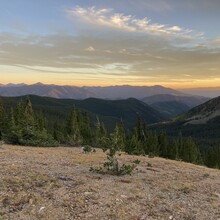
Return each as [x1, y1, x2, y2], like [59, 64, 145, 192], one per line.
[67, 6, 199, 39]
[0, 32, 220, 86]
[213, 37, 220, 44]
[85, 46, 95, 52]
[168, 26, 182, 32]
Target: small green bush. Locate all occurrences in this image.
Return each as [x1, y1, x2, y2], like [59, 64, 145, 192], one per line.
[82, 145, 93, 153]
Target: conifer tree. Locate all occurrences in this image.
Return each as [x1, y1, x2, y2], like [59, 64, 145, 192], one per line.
[177, 132, 183, 158]
[102, 122, 133, 175]
[53, 121, 64, 143]
[126, 114, 148, 155]
[35, 111, 47, 131]
[170, 139, 179, 160]
[80, 111, 92, 144]
[95, 117, 107, 147]
[146, 131, 159, 156]
[66, 107, 81, 145]
[110, 121, 126, 151]
[158, 131, 169, 158]
[14, 99, 25, 127]
[24, 97, 35, 128]
[182, 137, 200, 163]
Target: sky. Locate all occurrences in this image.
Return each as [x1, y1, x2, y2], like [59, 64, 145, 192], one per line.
[0, 0, 220, 88]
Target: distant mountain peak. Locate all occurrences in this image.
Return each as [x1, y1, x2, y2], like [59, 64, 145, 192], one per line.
[34, 82, 45, 86]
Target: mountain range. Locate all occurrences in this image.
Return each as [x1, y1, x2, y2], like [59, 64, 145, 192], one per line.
[0, 83, 186, 99]
[0, 83, 210, 117]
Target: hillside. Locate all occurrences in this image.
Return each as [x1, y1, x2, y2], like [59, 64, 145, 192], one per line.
[150, 101, 191, 118]
[142, 94, 209, 108]
[151, 96, 220, 148]
[176, 96, 220, 125]
[0, 83, 184, 100]
[1, 95, 166, 130]
[0, 144, 219, 220]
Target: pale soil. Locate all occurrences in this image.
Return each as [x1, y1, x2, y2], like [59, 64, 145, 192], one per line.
[0, 145, 219, 220]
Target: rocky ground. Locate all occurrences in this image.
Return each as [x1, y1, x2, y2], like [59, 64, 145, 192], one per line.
[0, 144, 219, 220]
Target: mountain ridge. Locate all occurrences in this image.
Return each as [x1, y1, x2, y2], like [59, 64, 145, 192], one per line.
[0, 95, 166, 131]
[151, 96, 220, 148]
[142, 94, 209, 107]
[0, 83, 186, 99]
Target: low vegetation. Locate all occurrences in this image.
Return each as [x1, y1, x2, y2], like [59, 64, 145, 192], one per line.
[0, 145, 219, 220]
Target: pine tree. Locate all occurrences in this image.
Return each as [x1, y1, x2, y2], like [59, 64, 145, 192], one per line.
[205, 146, 220, 168]
[35, 111, 47, 131]
[101, 122, 135, 175]
[24, 97, 35, 128]
[158, 131, 169, 158]
[182, 137, 200, 164]
[110, 121, 126, 151]
[80, 111, 92, 144]
[66, 107, 82, 145]
[128, 127, 144, 155]
[170, 139, 179, 160]
[177, 132, 183, 158]
[5, 107, 21, 144]
[145, 131, 159, 156]
[95, 117, 107, 147]
[53, 121, 64, 143]
[135, 113, 146, 142]
[14, 99, 25, 127]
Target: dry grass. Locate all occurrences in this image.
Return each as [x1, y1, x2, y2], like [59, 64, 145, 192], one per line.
[0, 144, 219, 220]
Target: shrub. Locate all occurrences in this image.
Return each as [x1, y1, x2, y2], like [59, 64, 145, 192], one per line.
[82, 145, 93, 153]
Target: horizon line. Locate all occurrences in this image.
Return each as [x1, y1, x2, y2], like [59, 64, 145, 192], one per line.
[1, 82, 220, 90]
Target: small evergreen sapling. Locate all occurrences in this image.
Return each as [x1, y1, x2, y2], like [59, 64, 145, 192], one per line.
[91, 122, 139, 175]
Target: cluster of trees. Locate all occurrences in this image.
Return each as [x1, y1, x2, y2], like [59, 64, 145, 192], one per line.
[109, 115, 203, 165]
[0, 98, 57, 146]
[204, 146, 220, 168]
[0, 98, 219, 169]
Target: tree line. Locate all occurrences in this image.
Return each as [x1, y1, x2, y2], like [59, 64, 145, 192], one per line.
[0, 97, 219, 169]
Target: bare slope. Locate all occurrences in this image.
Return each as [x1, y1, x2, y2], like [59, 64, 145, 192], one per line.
[177, 96, 220, 125]
[0, 145, 219, 220]
[151, 96, 220, 147]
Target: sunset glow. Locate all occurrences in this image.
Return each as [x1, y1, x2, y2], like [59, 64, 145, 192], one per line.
[0, 1, 220, 89]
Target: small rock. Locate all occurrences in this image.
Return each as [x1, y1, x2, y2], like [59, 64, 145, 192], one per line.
[39, 207, 45, 212]
[58, 176, 73, 181]
[84, 192, 93, 196]
[121, 195, 127, 199]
